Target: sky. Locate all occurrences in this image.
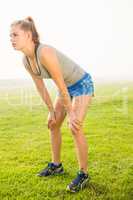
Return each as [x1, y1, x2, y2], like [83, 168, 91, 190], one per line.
[0, 0, 133, 81]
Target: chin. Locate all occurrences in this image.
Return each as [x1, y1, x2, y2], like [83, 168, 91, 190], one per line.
[13, 46, 20, 51]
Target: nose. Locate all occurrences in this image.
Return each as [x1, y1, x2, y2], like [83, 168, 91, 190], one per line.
[10, 36, 14, 43]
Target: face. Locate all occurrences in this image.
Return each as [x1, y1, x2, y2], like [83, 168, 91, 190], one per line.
[10, 25, 29, 50]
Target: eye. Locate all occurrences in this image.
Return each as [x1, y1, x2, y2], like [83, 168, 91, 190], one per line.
[10, 33, 18, 38]
[13, 33, 18, 37]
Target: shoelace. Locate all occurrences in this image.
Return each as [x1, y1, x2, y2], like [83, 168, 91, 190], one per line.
[47, 163, 55, 170]
[72, 172, 86, 185]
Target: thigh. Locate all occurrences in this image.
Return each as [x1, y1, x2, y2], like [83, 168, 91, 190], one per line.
[72, 95, 92, 124]
[52, 95, 67, 127]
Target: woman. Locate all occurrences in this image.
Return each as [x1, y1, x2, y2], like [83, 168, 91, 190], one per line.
[10, 17, 95, 193]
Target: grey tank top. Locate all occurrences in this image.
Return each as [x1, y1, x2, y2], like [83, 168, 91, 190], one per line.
[23, 43, 86, 87]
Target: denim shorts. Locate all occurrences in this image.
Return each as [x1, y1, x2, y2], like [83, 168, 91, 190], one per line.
[58, 72, 95, 98]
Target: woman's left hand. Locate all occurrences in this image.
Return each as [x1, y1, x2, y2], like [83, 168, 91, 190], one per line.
[67, 111, 81, 133]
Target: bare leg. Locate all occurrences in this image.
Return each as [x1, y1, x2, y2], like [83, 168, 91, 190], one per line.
[48, 96, 66, 164]
[70, 95, 92, 173]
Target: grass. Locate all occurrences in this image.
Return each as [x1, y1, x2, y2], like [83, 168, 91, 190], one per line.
[0, 81, 133, 200]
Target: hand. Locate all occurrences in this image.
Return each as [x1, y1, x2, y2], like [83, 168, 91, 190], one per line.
[47, 111, 56, 129]
[67, 111, 81, 133]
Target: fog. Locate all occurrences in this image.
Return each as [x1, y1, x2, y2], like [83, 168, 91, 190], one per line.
[0, 0, 133, 82]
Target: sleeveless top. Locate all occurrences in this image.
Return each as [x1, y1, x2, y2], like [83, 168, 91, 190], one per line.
[22, 43, 86, 87]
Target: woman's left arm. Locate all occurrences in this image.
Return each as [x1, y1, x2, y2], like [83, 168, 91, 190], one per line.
[40, 47, 72, 114]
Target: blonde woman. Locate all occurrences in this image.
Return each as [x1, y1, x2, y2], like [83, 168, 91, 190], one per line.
[10, 17, 94, 192]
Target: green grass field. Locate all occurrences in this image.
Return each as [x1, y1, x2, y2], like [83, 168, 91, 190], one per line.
[0, 81, 133, 200]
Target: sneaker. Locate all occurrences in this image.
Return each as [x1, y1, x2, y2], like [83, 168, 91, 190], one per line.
[37, 162, 64, 177]
[66, 170, 90, 192]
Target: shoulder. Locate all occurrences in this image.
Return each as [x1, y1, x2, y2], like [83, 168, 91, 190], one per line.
[38, 44, 57, 63]
[39, 45, 56, 57]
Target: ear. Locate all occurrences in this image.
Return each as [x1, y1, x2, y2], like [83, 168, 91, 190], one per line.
[27, 31, 32, 40]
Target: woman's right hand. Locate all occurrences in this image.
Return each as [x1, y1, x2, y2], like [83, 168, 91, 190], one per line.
[47, 111, 56, 129]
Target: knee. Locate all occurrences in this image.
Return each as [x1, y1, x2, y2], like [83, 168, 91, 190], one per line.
[49, 124, 59, 131]
[48, 120, 61, 132]
[69, 123, 83, 136]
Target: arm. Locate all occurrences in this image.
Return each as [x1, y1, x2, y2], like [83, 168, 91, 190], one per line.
[22, 56, 54, 112]
[28, 72, 54, 113]
[39, 47, 72, 114]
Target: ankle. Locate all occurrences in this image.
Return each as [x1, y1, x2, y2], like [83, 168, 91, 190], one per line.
[80, 168, 88, 174]
[52, 162, 62, 166]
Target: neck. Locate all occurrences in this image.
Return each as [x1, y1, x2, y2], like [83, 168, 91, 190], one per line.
[22, 42, 37, 59]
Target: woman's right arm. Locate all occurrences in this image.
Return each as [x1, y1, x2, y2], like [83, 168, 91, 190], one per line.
[29, 72, 54, 113]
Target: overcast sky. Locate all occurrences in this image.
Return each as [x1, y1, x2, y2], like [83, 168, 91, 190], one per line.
[0, 0, 133, 81]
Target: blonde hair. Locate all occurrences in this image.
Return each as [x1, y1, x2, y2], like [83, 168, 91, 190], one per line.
[11, 17, 40, 46]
